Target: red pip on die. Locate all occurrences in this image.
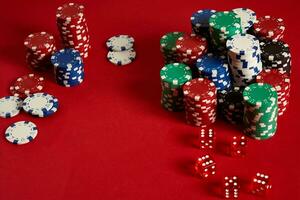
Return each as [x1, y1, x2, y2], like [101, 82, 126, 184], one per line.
[194, 154, 216, 178]
[250, 173, 272, 195]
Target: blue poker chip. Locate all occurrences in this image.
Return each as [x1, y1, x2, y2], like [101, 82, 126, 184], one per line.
[23, 93, 59, 117]
[191, 9, 217, 28]
[0, 96, 23, 118]
[106, 35, 135, 51]
[5, 121, 38, 145]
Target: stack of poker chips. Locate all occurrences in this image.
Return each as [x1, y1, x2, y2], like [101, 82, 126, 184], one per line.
[260, 40, 291, 75]
[209, 11, 242, 53]
[183, 78, 217, 127]
[232, 8, 256, 34]
[175, 34, 208, 75]
[256, 69, 290, 116]
[160, 32, 184, 64]
[243, 83, 278, 140]
[160, 63, 192, 111]
[252, 16, 285, 41]
[221, 87, 244, 124]
[196, 53, 232, 92]
[106, 35, 136, 66]
[190, 9, 216, 38]
[51, 49, 84, 87]
[56, 3, 90, 58]
[24, 32, 57, 70]
[226, 34, 262, 87]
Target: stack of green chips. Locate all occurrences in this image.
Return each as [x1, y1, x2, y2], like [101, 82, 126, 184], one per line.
[209, 11, 242, 53]
[160, 63, 192, 111]
[160, 32, 184, 64]
[243, 83, 278, 140]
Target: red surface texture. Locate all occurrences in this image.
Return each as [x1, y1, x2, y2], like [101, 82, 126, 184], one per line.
[0, 0, 299, 199]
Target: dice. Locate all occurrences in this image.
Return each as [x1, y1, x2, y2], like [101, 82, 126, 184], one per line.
[224, 176, 239, 199]
[250, 173, 272, 195]
[230, 136, 248, 157]
[199, 128, 215, 149]
[194, 154, 216, 178]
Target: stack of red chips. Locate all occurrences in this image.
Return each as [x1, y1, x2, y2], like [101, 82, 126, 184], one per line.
[183, 78, 217, 127]
[176, 34, 208, 67]
[252, 16, 285, 41]
[256, 69, 290, 116]
[56, 3, 90, 58]
[24, 32, 57, 70]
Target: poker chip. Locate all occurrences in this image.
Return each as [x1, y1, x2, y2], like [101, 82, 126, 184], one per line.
[0, 96, 23, 118]
[160, 63, 192, 111]
[252, 16, 285, 40]
[23, 93, 59, 117]
[191, 9, 216, 38]
[196, 53, 232, 91]
[232, 8, 256, 33]
[107, 49, 136, 66]
[51, 48, 84, 87]
[256, 69, 290, 116]
[56, 3, 90, 58]
[106, 35, 134, 51]
[5, 121, 38, 145]
[226, 34, 262, 86]
[183, 78, 217, 127]
[13, 74, 45, 96]
[243, 83, 278, 140]
[160, 32, 184, 64]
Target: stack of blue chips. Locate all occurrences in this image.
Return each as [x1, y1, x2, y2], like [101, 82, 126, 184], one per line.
[51, 48, 84, 87]
[196, 53, 232, 91]
[190, 9, 216, 38]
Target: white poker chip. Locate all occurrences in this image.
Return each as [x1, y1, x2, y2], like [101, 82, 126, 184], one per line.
[232, 8, 256, 32]
[107, 49, 136, 66]
[0, 96, 23, 118]
[23, 93, 59, 117]
[5, 121, 38, 145]
[106, 35, 134, 51]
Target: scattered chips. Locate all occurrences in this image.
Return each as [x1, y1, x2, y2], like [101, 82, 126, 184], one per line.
[5, 121, 38, 145]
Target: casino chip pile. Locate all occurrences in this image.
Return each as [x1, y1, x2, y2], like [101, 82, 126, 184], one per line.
[106, 35, 136, 66]
[160, 32, 184, 64]
[51, 49, 84, 87]
[160, 63, 192, 111]
[56, 3, 90, 58]
[243, 83, 278, 140]
[24, 32, 57, 70]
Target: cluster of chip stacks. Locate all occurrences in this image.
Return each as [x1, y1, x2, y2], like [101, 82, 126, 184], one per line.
[10, 74, 45, 99]
[56, 3, 90, 58]
[160, 32, 184, 64]
[176, 34, 208, 75]
[23, 93, 59, 117]
[232, 8, 256, 33]
[260, 40, 291, 75]
[24, 32, 57, 70]
[256, 69, 290, 116]
[51, 49, 84, 87]
[243, 83, 278, 140]
[226, 34, 262, 87]
[183, 78, 217, 127]
[190, 9, 216, 39]
[221, 87, 244, 124]
[106, 35, 136, 66]
[252, 16, 285, 40]
[209, 11, 242, 53]
[196, 53, 232, 92]
[160, 63, 192, 111]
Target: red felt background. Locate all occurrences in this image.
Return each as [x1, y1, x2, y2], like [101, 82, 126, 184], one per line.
[0, 0, 299, 199]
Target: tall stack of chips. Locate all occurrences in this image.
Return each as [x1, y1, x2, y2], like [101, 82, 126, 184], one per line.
[256, 69, 290, 116]
[160, 63, 192, 111]
[160, 32, 184, 64]
[183, 78, 217, 127]
[56, 3, 90, 58]
[222, 87, 244, 124]
[209, 11, 242, 53]
[252, 16, 285, 41]
[24, 32, 57, 70]
[51, 49, 84, 87]
[226, 34, 262, 87]
[260, 40, 291, 75]
[190, 9, 216, 38]
[232, 8, 256, 33]
[243, 83, 278, 140]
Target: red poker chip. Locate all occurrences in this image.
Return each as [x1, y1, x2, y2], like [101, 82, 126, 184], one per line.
[183, 78, 217, 101]
[24, 32, 56, 52]
[10, 86, 26, 98]
[176, 34, 208, 55]
[56, 3, 85, 21]
[253, 16, 285, 39]
[13, 74, 45, 95]
[256, 69, 290, 90]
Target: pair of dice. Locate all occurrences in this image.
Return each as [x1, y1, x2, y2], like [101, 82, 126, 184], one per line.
[199, 128, 247, 156]
[195, 155, 272, 198]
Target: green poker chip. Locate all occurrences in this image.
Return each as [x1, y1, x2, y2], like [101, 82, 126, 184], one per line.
[160, 32, 184, 52]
